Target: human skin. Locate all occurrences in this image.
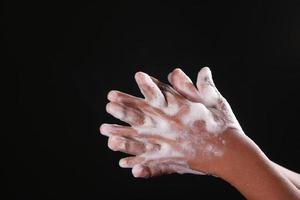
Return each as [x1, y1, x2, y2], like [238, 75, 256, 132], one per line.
[100, 67, 300, 199]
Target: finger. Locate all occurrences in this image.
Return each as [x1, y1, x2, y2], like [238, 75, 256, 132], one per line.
[107, 136, 146, 155]
[100, 123, 138, 137]
[131, 164, 150, 178]
[100, 124, 168, 148]
[149, 76, 187, 115]
[132, 163, 175, 178]
[119, 156, 145, 168]
[150, 76, 185, 102]
[135, 72, 166, 107]
[168, 68, 203, 103]
[196, 66, 216, 89]
[196, 67, 222, 107]
[150, 76, 180, 96]
[107, 90, 145, 107]
[106, 102, 144, 126]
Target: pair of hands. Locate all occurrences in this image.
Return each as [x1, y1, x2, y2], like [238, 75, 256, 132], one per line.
[100, 67, 243, 178]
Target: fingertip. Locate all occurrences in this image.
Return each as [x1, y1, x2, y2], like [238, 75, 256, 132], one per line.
[107, 136, 117, 151]
[135, 71, 145, 81]
[173, 67, 182, 72]
[201, 66, 211, 72]
[105, 102, 112, 113]
[168, 68, 182, 83]
[197, 66, 214, 88]
[132, 164, 149, 178]
[105, 102, 117, 114]
[107, 90, 118, 101]
[99, 123, 107, 131]
[135, 71, 154, 84]
[119, 158, 128, 168]
[198, 66, 212, 79]
[171, 68, 192, 83]
[99, 123, 110, 136]
[108, 136, 125, 151]
[167, 73, 172, 83]
[172, 68, 183, 76]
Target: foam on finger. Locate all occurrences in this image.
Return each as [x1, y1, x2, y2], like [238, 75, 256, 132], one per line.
[106, 102, 144, 126]
[135, 72, 166, 108]
[168, 68, 203, 102]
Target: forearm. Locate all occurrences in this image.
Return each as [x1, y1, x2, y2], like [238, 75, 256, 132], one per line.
[215, 131, 300, 200]
[272, 161, 300, 190]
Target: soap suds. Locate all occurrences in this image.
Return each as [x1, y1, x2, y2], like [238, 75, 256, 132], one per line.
[133, 115, 179, 140]
[168, 162, 206, 175]
[203, 144, 223, 157]
[142, 143, 185, 160]
[141, 73, 166, 108]
[129, 100, 228, 176]
[163, 103, 180, 116]
[181, 102, 221, 134]
[107, 70, 238, 176]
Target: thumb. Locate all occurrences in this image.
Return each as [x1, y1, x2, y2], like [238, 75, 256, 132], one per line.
[196, 67, 222, 107]
[197, 67, 215, 87]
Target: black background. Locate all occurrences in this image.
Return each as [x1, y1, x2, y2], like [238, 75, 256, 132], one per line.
[8, 1, 300, 199]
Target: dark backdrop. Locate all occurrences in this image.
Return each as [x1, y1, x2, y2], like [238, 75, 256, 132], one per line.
[8, 1, 300, 199]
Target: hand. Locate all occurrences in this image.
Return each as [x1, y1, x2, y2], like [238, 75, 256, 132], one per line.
[100, 67, 243, 178]
[100, 67, 300, 200]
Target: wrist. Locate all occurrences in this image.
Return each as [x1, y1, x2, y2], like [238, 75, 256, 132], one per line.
[188, 128, 252, 176]
[215, 128, 267, 178]
[215, 132, 300, 199]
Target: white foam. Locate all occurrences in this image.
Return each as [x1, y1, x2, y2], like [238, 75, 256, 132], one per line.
[142, 74, 166, 108]
[201, 85, 220, 107]
[142, 143, 184, 160]
[163, 103, 180, 116]
[115, 70, 235, 176]
[203, 144, 223, 157]
[129, 100, 227, 176]
[133, 116, 178, 140]
[181, 102, 221, 134]
[168, 163, 206, 175]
